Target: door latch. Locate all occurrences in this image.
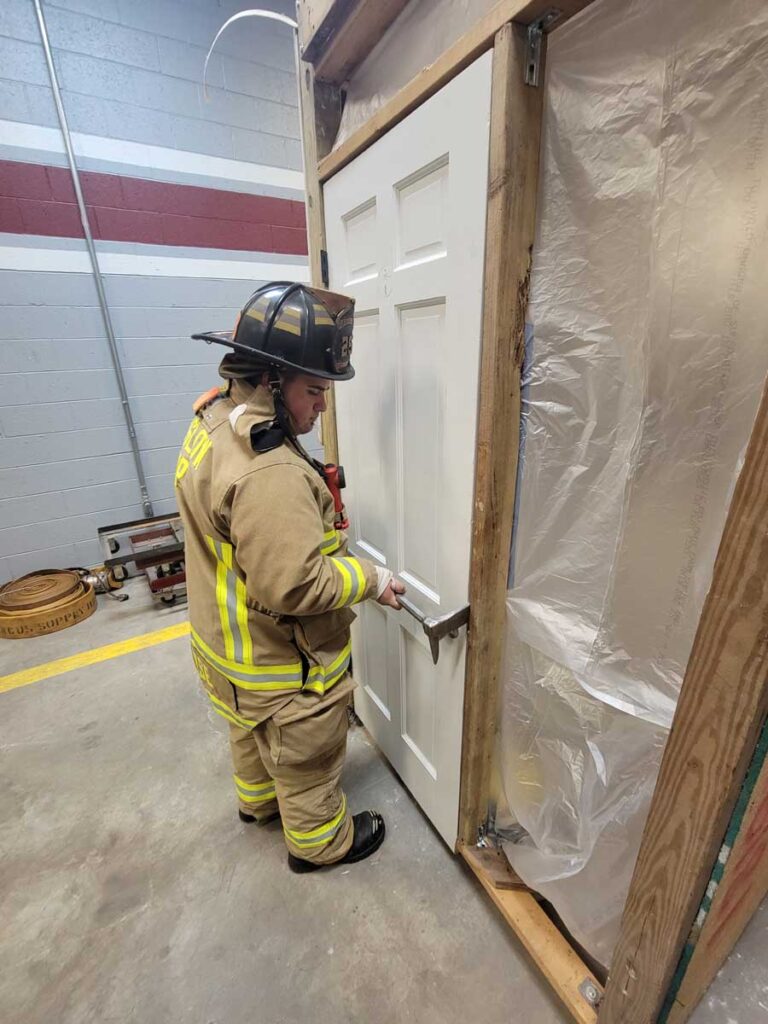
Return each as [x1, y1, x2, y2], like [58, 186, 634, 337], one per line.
[398, 595, 470, 665]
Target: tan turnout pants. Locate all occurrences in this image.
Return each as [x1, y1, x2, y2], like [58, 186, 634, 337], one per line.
[201, 659, 354, 865]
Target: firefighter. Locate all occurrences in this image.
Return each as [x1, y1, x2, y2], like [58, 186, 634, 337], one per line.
[175, 281, 405, 873]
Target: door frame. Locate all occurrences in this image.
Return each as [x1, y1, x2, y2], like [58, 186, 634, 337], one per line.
[297, 4, 768, 1023]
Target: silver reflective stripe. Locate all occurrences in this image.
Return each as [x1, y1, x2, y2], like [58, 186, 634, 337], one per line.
[336, 557, 362, 604]
[216, 540, 244, 663]
[193, 641, 303, 688]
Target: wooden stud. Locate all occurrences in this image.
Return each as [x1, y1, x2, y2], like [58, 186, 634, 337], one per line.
[457, 22, 545, 848]
[663, 734, 768, 1024]
[301, 0, 411, 85]
[297, 0, 337, 55]
[317, 0, 598, 181]
[296, 23, 344, 463]
[599, 378, 768, 1024]
[460, 842, 603, 1024]
[461, 843, 529, 890]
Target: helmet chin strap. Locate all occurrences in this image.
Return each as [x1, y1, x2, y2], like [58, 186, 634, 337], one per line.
[265, 368, 323, 476]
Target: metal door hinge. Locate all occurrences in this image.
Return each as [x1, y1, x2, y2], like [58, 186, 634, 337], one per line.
[525, 8, 562, 87]
[320, 248, 329, 286]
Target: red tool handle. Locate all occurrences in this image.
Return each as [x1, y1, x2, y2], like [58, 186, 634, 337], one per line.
[323, 464, 349, 530]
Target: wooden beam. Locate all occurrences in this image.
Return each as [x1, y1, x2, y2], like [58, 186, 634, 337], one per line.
[462, 842, 529, 891]
[664, 725, 768, 1024]
[317, 0, 598, 182]
[300, 0, 411, 85]
[599, 377, 768, 1024]
[296, 33, 343, 463]
[460, 842, 603, 1024]
[457, 23, 544, 847]
[297, 0, 335, 54]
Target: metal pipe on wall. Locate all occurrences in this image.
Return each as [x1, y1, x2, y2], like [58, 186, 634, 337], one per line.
[32, 0, 154, 518]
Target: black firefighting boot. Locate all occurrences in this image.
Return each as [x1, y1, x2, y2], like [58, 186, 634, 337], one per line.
[239, 809, 281, 826]
[287, 810, 386, 874]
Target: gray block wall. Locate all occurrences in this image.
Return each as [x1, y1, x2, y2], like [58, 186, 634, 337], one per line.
[0, 0, 302, 170]
[0, 0, 312, 582]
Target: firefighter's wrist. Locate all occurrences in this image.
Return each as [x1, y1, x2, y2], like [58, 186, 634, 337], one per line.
[374, 567, 394, 599]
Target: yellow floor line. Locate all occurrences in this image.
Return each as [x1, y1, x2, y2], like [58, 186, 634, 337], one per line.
[0, 620, 191, 694]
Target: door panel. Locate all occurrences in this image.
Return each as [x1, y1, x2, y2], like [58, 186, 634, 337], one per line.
[324, 54, 492, 846]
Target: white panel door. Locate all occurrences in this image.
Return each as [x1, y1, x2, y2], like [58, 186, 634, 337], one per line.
[324, 54, 492, 846]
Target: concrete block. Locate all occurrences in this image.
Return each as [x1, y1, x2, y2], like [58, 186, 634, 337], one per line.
[0, 305, 106, 341]
[130, 392, 202, 422]
[61, 90, 175, 148]
[0, 196, 24, 233]
[0, 368, 119, 406]
[221, 55, 296, 105]
[56, 52, 197, 116]
[0, 476, 142, 528]
[113, 305, 215, 339]
[0, 503, 139, 559]
[169, 114, 234, 159]
[136, 418, 189, 450]
[117, 336, 219, 368]
[141, 446, 177, 478]
[192, 9, 295, 70]
[0, 425, 133, 471]
[197, 86, 260, 133]
[146, 469, 176, 503]
[16, 196, 83, 238]
[0, 79, 51, 127]
[5, 542, 80, 578]
[0, 451, 137, 498]
[230, 127, 290, 169]
[102, 274, 248, 308]
[108, 306, 152, 337]
[46, 0, 121, 21]
[0, 337, 111, 374]
[0, 270, 100, 306]
[157, 36, 224, 89]
[23, 82, 59, 126]
[116, 0, 192, 44]
[0, 37, 49, 88]
[284, 137, 303, 172]
[45, 7, 160, 72]
[92, 205, 164, 245]
[0, 398, 125, 437]
[124, 363, 212, 397]
[0, 1, 39, 44]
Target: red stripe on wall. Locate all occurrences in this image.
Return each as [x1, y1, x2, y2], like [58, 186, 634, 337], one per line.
[0, 159, 308, 256]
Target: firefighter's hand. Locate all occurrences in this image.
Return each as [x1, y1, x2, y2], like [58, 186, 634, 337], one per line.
[377, 578, 406, 610]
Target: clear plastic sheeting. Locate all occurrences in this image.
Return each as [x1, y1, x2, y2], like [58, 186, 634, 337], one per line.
[499, 0, 768, 966]
[334, 0, 497, 146]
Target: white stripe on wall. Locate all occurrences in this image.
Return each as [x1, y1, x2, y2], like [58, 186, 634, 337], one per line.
[0, 119, 305, 193]
[0, 245, 310, 281]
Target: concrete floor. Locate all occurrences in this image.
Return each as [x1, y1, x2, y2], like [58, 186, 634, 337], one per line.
[0, 580, 765, 1024]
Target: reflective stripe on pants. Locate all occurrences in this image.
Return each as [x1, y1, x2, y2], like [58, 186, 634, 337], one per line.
[253, 693, 353, 865]
[228, 724, 279, 821]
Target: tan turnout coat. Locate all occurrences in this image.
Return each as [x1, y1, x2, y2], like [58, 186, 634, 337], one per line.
[175, 378, 378, 730]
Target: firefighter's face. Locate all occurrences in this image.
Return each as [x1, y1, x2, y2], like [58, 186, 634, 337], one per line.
[281, 374, 331, 434]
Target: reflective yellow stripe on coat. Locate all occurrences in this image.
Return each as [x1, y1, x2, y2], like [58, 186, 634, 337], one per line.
[206, 691, 260, 730]
[304, 642, 352, 696]
[331, 557, 366, 608]
[191, 628, 303, 692]
[319, 529, 342, 555]
[205, 536, 253, 663]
